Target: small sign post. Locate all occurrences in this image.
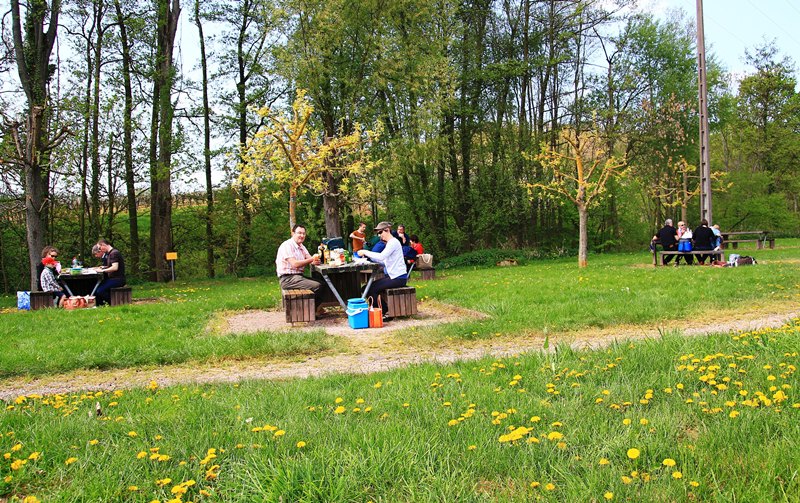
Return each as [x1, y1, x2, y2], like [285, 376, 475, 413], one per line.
[165, 252, 178, 281]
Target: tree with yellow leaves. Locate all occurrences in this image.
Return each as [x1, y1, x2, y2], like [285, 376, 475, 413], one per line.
[527, 128, 627, 268]
[239, 89, 380, 232]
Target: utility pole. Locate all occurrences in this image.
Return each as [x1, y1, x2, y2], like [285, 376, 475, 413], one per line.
[696, 0, 712, 224]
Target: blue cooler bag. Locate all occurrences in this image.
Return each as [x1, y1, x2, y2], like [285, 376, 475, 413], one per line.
[346, 298, 369, 329]
[17, 291, 31, 310]
[678, 239, 692, 252]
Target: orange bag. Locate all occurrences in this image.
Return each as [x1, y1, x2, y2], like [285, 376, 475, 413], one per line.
[368, 296, 383, 328]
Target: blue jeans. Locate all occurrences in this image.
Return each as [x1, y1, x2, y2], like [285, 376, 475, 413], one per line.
[95, 277, 126, 306]
[365, 275, 407, 316]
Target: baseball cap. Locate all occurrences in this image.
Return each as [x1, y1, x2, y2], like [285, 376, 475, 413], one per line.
[373, 221, 392, 232]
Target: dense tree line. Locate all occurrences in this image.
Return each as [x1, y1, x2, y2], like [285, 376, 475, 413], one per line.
[0, 0, 798, 290]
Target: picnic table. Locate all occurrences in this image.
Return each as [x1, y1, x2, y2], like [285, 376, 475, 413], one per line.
[59, 269, 102, 296]
[651, 239, 724, 266]
[311, 261, 383, 309]
[721, 231, 774, 250]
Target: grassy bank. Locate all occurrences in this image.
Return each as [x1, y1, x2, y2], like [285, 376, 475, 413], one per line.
[1, 241, 798, 378]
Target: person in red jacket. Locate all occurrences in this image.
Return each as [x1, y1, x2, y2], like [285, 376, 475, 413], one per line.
[409, 234, 424, 255]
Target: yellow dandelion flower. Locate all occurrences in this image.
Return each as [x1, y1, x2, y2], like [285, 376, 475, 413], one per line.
[65, 457, 78, 465]
[545, 483, 556, 491]
[547, 431, 563, 441]
[689, 480, 700, 487]
[403, 403, 410, 408]
[627, 448, 640, 460]
[622, 418, 631, 425]
[200, 489, 212, 496]
[374, 382, 382, 389]
[335, 397, 344, 404]
[89, 439, 99, 445]
[639, 418, 648, 425]
[27, 452, 41, 461]
[11, 443, 22, 452]
[556, 442, 567, 449]
[296, 441, 306, 448]
[3, 475, 12, 483]
[530, 416, 541, 423]
[448, 419, 459, 426]
[334, 406, 346, 414]
[10, 459, 27, 470]
[672, 471, 683, 479]
[604, 492, 614, 500]
[127, 431, 138, 438]
[22, 496, 41, 503]
[530, 481, 540, 488]
[662, 458, 676, 467]
[621, 476, 633, 485]
[599, 458, 610, 466]
[128, 486, 139, 492]
[468, 445, 477, 451]
[273, 430, 286, 438]
[156, 477, 172, 487]
[729, 410, 740, 418]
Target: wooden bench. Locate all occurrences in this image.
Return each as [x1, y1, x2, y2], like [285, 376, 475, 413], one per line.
[386, 286, 417, 317]
[656, 250, 724, 266]
[30, 291, 54, 310]
[281, 289, 315, 324]
[418, 268, 436, 280]
[110, 286, 132, 306]
[721, 231, 774, 250]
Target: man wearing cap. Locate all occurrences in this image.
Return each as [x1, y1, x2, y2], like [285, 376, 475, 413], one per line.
[276, 224, 325, 316]
[359, 221, 408, 321]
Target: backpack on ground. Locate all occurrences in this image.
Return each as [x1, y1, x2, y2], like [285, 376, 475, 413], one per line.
[735, 256, 757, 266]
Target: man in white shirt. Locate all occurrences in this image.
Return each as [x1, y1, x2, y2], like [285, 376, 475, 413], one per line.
[359, 221, 408, 321]
[275, 224, 324, 315]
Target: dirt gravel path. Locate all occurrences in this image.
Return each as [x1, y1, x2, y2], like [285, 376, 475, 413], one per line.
[1, 302, 797, 400]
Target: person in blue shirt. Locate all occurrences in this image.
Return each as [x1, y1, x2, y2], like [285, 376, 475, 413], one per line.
[359, 221, 408, 321]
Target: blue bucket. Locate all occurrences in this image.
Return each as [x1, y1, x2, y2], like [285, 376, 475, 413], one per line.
[346, 298, 369, 329]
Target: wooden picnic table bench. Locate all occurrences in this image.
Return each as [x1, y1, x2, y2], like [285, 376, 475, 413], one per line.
[655, 249, 725, 266]
[720, 231, 774, 250]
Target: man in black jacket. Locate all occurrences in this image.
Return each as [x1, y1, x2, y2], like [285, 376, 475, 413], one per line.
[693, 219, 716, 265]
[652, 219, 678, 265]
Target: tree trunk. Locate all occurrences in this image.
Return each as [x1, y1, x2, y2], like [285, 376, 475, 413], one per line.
[9, 0, 61, 290]
[150, 0, 180, 282]
[90, 0, 105, 241]
[578, 203, 588, 268]
[194, 0, 214, 278]
[115, 0, 140, 277]
[323, 172, 341, 238]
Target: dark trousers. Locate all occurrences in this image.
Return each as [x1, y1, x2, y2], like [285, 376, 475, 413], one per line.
[95, 277, 126, 306]
[661, 243, 678, 264]
[365, 275, 407, 316]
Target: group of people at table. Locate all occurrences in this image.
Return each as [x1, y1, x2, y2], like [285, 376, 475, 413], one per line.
[276, 221, 422, 323]
[37, 239, 126, 307]
[652, 218, 723, 266]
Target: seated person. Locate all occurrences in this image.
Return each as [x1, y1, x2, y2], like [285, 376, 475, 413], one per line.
[651, 219, 678, 265]
[39, 256, 65, 307]
[396, 224, 410, 247]
[360, 221, 407, 322]
[409, 235, 424, 256]
[92, 238, 126, 306]
[36, 246, 60, 290]
[402, 245, 418, 271]
[275, 224, 326, 316]
[692, 219, 716, 265]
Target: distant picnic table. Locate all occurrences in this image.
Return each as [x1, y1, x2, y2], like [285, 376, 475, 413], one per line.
[721, 231, 774, 250]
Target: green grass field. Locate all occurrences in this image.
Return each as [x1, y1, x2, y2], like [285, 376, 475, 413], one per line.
[1, 241, 798, 379]
[1, 242, 798, 501]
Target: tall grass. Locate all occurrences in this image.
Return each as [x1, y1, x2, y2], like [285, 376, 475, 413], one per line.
[1, 320, 798, 501]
